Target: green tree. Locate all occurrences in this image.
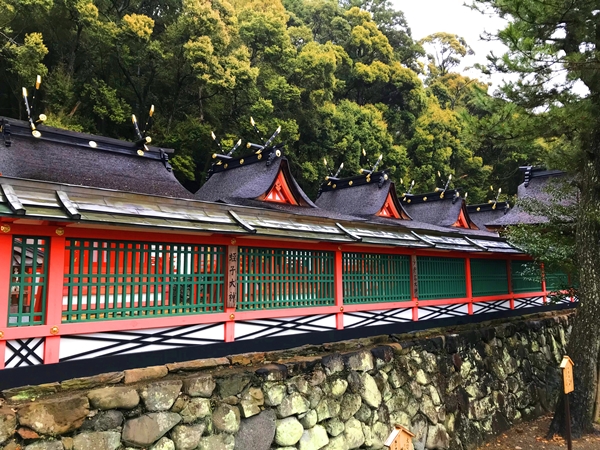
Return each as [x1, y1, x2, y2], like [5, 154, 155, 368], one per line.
[420, 32, 474, 77]
[472, 0, 600, 435]
[340, 0, 423, 68]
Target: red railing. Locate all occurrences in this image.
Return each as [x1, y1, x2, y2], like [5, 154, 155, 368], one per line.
[0, 224, 573, 369]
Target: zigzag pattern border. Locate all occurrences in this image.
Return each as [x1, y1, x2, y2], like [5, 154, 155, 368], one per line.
[418, 303, 469, 321]
[344, 308, 413, 329]
[234, 314, 337, 341]
[514, 297, 543, 309]
[59, 322, 225, 362]
[5, 338, 44, 368]
[473, 300, 511, 315]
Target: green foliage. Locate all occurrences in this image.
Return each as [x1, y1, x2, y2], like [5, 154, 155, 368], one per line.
[420, 32, 473, 77]
[0, 0, 547, 207]
[469, 0, 600, 433]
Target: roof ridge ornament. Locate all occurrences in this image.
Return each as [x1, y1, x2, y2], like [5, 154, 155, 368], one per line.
[131, 104, 154, 155]
[434, 171, 453, 198]
[1, 118, 11, 147]
[324, 158, 344, 180]
[401, 179, 415, 201]
[211, 131, 243, 163]
[206, 119, 284, 180]
[359, 151, 387, 187]
[22, 75, 47, 138]
[246, 118, 282, 154]
[488, 187, 502, 209]
[452, 190, 461, 204]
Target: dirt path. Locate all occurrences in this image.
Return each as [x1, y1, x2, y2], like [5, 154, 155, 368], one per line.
[478, 415, 600, 449]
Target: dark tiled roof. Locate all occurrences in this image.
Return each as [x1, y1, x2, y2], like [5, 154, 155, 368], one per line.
[315, 175, 410, 218]
[195, 148, 316, 208]
[467, 202, 510, 230]
[0, 175, 522, 254]
[487, 171, 568, 227]
[401, 190, 477, 229]
[0, 117, 193, 199]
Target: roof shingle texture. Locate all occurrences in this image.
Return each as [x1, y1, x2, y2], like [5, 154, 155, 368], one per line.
[316, 181, 394, 216]
[195, 157, 316, 207]
[467, 204, 509, 230]
[0, 126, 193, 199]
[487, 174, 566, 227]
[403, 197, 465, 228]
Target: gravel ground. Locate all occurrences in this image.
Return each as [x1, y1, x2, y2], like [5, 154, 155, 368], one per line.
[477, 415, 600, 449]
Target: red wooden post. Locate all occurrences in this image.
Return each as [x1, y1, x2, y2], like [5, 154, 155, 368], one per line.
[465, 257, 473, 315]
[507, 259, 514, 309]
[44, 232, 66, 364]
[224, 244, 238, 342]
[541, 263, 547, 305]
[410, 254, 418, 321]
[334, 249, 343, 330]
[0, 232, 13, 369]
[568, 273, 574, 302]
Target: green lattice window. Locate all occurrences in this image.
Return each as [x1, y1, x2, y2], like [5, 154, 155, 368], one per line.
[63, 239, 225, 322]
[511, 261, 542, 293]
[8, 237, 49, 327]
[470, 259, 509, 297]
[417, 256, 466, 300]
[343, 253, 410, 304]
[237, 247, 334, 310]
[545, 270, 569, 291]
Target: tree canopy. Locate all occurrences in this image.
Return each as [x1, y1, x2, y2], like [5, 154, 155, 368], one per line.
[0, 0, 547, 202]
[471, 0, 600, 437]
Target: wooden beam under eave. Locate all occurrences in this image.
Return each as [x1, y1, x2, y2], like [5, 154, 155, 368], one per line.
[56, 190, 82, 220]
[0, 184, 25, 215]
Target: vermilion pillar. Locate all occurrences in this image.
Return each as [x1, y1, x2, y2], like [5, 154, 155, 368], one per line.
[507, 259, 514, 309]
[465, 257, 473, 315]
[334, 249, 344, 330]
[44, 231, 66, 364]
[541, 263, 547, 304]
[0, 231, 13, 369]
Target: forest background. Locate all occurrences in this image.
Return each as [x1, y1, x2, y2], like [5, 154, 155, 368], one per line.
[0, 0, 549, 201]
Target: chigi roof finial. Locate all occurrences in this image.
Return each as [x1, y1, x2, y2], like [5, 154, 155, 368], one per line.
[434, 171, 453, 198]
[246, 117, 282, 154]
[488, 187, 502, 209]
[211, 131, 243, 162]
[22, 75, 47, 138]
[324, 158, 344, 181]
[401, 179, 415, 196]
[207, 117, 284, 180]
[131, 104, 154, 155]
[360, 151, 383, 176]
[250, 116, 262, 141]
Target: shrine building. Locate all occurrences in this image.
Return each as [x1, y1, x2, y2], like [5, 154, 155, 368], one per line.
[0, 116, 574, 387]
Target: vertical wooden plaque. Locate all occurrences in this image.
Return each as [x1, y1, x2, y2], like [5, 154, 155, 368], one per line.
[227, 245, 238, 309]
[411, 254, 419, 299]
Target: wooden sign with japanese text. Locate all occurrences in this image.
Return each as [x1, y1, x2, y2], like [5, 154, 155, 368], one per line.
[384, 424, 415, 450]
[227, 245, 238, 309]
[411, 255, 418, 299]
[560, 355, 574, 394]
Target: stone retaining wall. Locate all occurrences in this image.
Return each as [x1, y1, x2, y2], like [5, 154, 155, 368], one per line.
[0, 311, 572, 450]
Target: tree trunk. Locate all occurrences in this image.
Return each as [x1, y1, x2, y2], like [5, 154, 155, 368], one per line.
[550, 130, 600, 437]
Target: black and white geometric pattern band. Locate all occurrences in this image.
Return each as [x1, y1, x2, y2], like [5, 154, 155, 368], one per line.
[5, 338, 45, 368]
[344, 308, 412, 329]
[418, 303, 469, 321]
[59, 322, 225, 362]
[234, 314, 337, 341]
[513, 297, 543, 309]
[473, 300, 512, 315]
